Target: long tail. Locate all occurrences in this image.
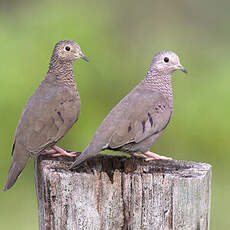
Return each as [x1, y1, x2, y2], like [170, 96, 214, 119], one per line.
[4, 154, 30, 191]
[70, 147, 98, 170]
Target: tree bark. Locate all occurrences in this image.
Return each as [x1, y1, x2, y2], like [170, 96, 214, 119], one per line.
[35, 155, 211, 230]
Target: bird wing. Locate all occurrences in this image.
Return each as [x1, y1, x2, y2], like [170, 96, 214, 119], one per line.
[14, 81, 80, 155]
[108, 87, 172, 149]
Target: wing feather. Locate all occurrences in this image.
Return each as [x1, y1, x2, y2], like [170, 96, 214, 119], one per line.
[13, 81, 80, 155]
[109, 87, 172, 149]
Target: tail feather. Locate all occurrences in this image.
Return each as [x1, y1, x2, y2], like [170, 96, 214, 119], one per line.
[70, 149, 97, 170]
[4, 155, 29, 191]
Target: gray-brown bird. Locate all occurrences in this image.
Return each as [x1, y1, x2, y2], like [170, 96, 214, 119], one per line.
[70, 51, 187, 169]
[4, 40, 88, 191]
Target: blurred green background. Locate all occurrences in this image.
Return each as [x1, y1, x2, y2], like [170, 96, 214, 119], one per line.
[0, 0, 229, 229]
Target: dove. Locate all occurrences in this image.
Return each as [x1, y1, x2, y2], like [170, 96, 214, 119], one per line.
[70, 50, 187, 169]
[4, 40, 88, 191]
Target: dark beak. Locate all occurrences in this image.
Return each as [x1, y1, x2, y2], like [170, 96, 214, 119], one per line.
[181, 66, 187, 74]
[178, 65, 187, 74]
[81, 54, 89, 62]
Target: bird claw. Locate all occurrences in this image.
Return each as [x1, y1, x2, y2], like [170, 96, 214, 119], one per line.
[42, 149, 58, 155]
[42, 145, 76, 158]
[50, 151, 76, 157]
[62, 151, 77, 157]
[132, 153, 146, 158]
[144, 151, 172, 160]
[144, 156, 172, 161]
[133, 151, 172, 161]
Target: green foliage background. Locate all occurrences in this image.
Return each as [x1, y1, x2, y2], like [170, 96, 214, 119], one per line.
[0, 0, 229, 229]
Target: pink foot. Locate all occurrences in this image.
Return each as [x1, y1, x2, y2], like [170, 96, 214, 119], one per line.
[42, 145, 76, 157]
[133, 153, 148, 159]
[144, 151, 172, 161]
[42, 149, 58, 155]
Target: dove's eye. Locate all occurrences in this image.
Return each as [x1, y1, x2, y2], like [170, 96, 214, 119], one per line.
[65, 46, 71, 51]
[164, 57, 169, 63]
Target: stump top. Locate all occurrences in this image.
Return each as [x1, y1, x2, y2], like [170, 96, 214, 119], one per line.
[37, 154, 211, 181]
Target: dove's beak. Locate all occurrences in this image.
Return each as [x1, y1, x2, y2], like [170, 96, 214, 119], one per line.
[80, 52, 89, 62]
[177, 64, 187, 74]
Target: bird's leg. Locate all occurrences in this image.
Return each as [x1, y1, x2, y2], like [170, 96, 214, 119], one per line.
[43, 149, 58, 154]
[133, 153, 148, 158]
[50, 145, 77, 157]
[42, 145, 76, 157]
[143, 151, 172, 161]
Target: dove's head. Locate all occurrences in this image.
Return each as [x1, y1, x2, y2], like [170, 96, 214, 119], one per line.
[52, 40, 89, 62]
[151, 51, 187, 75]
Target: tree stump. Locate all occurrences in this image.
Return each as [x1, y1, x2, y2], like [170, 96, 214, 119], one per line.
[35, 155, 211, 230]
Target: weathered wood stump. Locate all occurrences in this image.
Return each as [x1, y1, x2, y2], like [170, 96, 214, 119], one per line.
[35, 155, 211, 230]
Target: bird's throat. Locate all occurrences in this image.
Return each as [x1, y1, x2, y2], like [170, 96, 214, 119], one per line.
[143, 71, 173, 107]
[48, 58, 76, 86]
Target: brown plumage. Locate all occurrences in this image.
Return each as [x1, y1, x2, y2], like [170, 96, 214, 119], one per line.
[70, 51, 187, 169]
[4, 40, 88, 191]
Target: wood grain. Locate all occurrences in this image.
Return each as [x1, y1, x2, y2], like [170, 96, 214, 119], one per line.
[35, 155, 211, 230]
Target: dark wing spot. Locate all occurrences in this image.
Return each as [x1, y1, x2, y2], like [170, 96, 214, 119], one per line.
[128, 125, 132, 132]
[57, 111, 64, 123]
[147, 112, 153, 127]
[142, 120, 146, 133]
[60, 102, 63, 105]
[11, 140, 16, 156]
[68, 99, 74, 102]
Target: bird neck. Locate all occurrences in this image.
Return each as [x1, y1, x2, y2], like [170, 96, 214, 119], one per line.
[47, 57, 76, 87]
[143, 67, 173, 106]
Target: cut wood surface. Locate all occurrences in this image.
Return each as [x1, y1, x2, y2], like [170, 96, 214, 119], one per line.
[35, 154, 211, 230]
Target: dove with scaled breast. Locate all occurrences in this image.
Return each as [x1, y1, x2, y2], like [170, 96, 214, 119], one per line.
[70, 50, 187, 169]
[4, 40, 89, 191]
